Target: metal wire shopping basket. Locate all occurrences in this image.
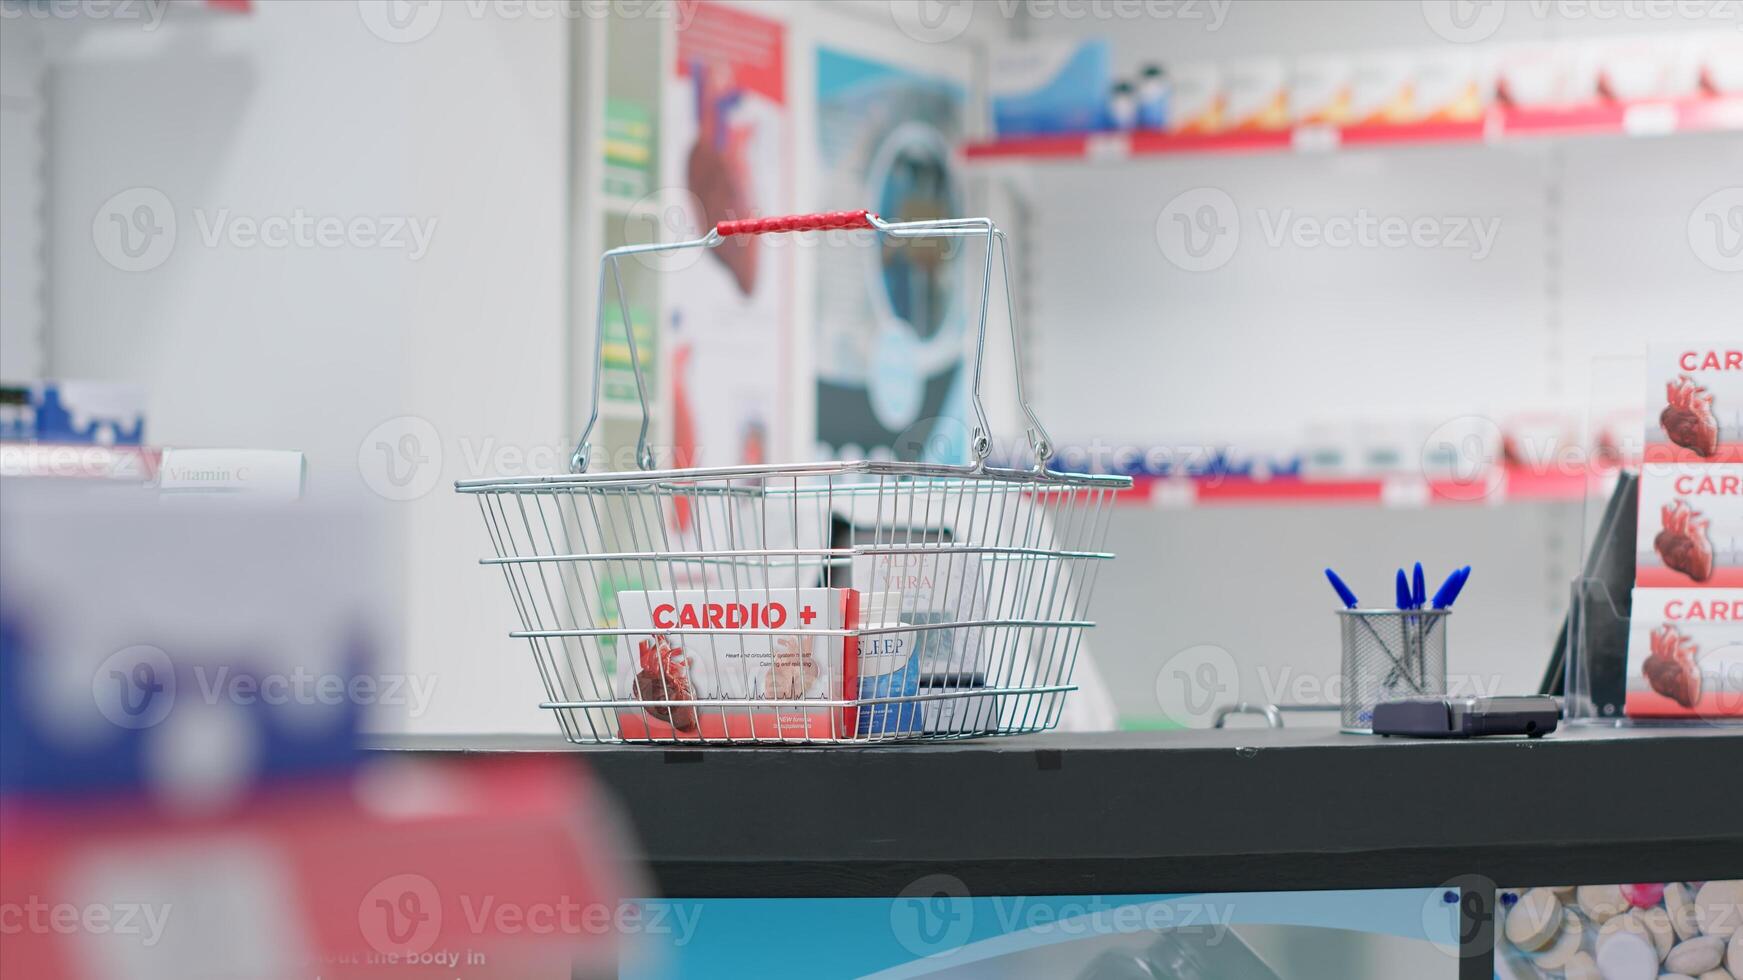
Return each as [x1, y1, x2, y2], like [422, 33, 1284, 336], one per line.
[457, 210, 1131, 744]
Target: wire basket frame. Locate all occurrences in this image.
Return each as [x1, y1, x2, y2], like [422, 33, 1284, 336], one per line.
[458, 211, 1131, 744]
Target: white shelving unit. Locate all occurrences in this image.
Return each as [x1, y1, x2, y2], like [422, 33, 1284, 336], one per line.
[943, 8, 1743, 728]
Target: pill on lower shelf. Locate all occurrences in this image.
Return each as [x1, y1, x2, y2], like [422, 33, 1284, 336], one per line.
[1730, 930, 1742, 974]
[1532, 910, 1584, 970]
[1622, 882, 1667, 908]
[1562, 950, 1601, 980]
[1600, 910, 1648, 941]
[1668, 936, 1728, 975]
[1579, 883, 1629, 923]
[1670, 883, 1704, 941]
[1696, 881, 1743, 940]
[1596, 930, 1659, 980]
[1639, 905, 1677, 960]
[1506, 888, 1563, 951]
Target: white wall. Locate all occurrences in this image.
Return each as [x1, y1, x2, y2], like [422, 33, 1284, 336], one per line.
[47, 0, 571, 734]
[1, 16, 47, 379]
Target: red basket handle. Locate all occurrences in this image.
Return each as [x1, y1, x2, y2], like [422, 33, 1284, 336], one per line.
[715, 210, 876, 237]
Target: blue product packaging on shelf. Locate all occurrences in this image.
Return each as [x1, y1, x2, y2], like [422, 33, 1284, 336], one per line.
[991, 38, 1112, 137]
[1137, 64, 1169, 130]
[27, 381, 146, 445]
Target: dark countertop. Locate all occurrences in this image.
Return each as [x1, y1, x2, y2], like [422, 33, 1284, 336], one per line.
[367, 726, 1743, 897]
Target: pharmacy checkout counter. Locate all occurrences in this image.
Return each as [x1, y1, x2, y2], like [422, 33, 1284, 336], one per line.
[378, 727, 1743, 978]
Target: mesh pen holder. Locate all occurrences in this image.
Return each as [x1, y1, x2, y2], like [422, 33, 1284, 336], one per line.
[1338, 609, 1449, 733]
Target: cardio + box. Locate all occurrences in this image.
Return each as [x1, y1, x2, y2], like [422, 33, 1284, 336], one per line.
[1637, 464, 1743, 588]
[1646, 345, 1743, 463]
[1624, 589, 1743, 719]
[613, 588, 859, 741]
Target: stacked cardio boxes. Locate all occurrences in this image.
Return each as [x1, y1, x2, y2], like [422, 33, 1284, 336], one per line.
[1626, 345, 1743, 719]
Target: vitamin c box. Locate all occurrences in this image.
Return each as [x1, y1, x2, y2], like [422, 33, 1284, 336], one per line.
[1646, 344, 1743, 463]
[613, 588, 859, 741]
[1625, 589, 1743, 719]
[1637, 464, 1743, 588]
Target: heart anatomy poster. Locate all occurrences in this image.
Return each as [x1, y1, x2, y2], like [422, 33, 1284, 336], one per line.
[814, 48, 969, 464]
[663, 2, 789, 486]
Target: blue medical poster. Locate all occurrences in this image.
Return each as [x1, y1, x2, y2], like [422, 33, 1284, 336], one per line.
[813, 48, 969, 464]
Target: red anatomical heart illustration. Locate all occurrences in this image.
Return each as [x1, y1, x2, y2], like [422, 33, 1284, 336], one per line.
[633, 635, 697, 732]
[1643, 623, 1702, 709]
[1656, 499, 1715, 583]
[1662, 374, 1719, 458]
[689, 63, 757, 296]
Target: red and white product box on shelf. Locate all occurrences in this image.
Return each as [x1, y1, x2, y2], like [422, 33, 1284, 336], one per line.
[1646, 344, 1743, 463]
[1624, 589, 1743, 719]
[613, 588, 859, 741]
[1637, 463, 1743, 588]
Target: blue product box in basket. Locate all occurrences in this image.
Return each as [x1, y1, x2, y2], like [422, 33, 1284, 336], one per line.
[856, 592, 922, 736]
[613, 588, 860, 741]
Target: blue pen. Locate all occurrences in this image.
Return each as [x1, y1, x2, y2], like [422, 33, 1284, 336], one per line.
[1394, 564, 1422, 687]
[1444, 566, 1471, 607]
[1392, 570, 1421, 690]
[1326, 568, 1422, 694]
[1325, 568, 1360, 609]
[1430, 568, 1462, 609]
[1422, 567, 1471, 655]
[1412, 563, 1426, 610]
